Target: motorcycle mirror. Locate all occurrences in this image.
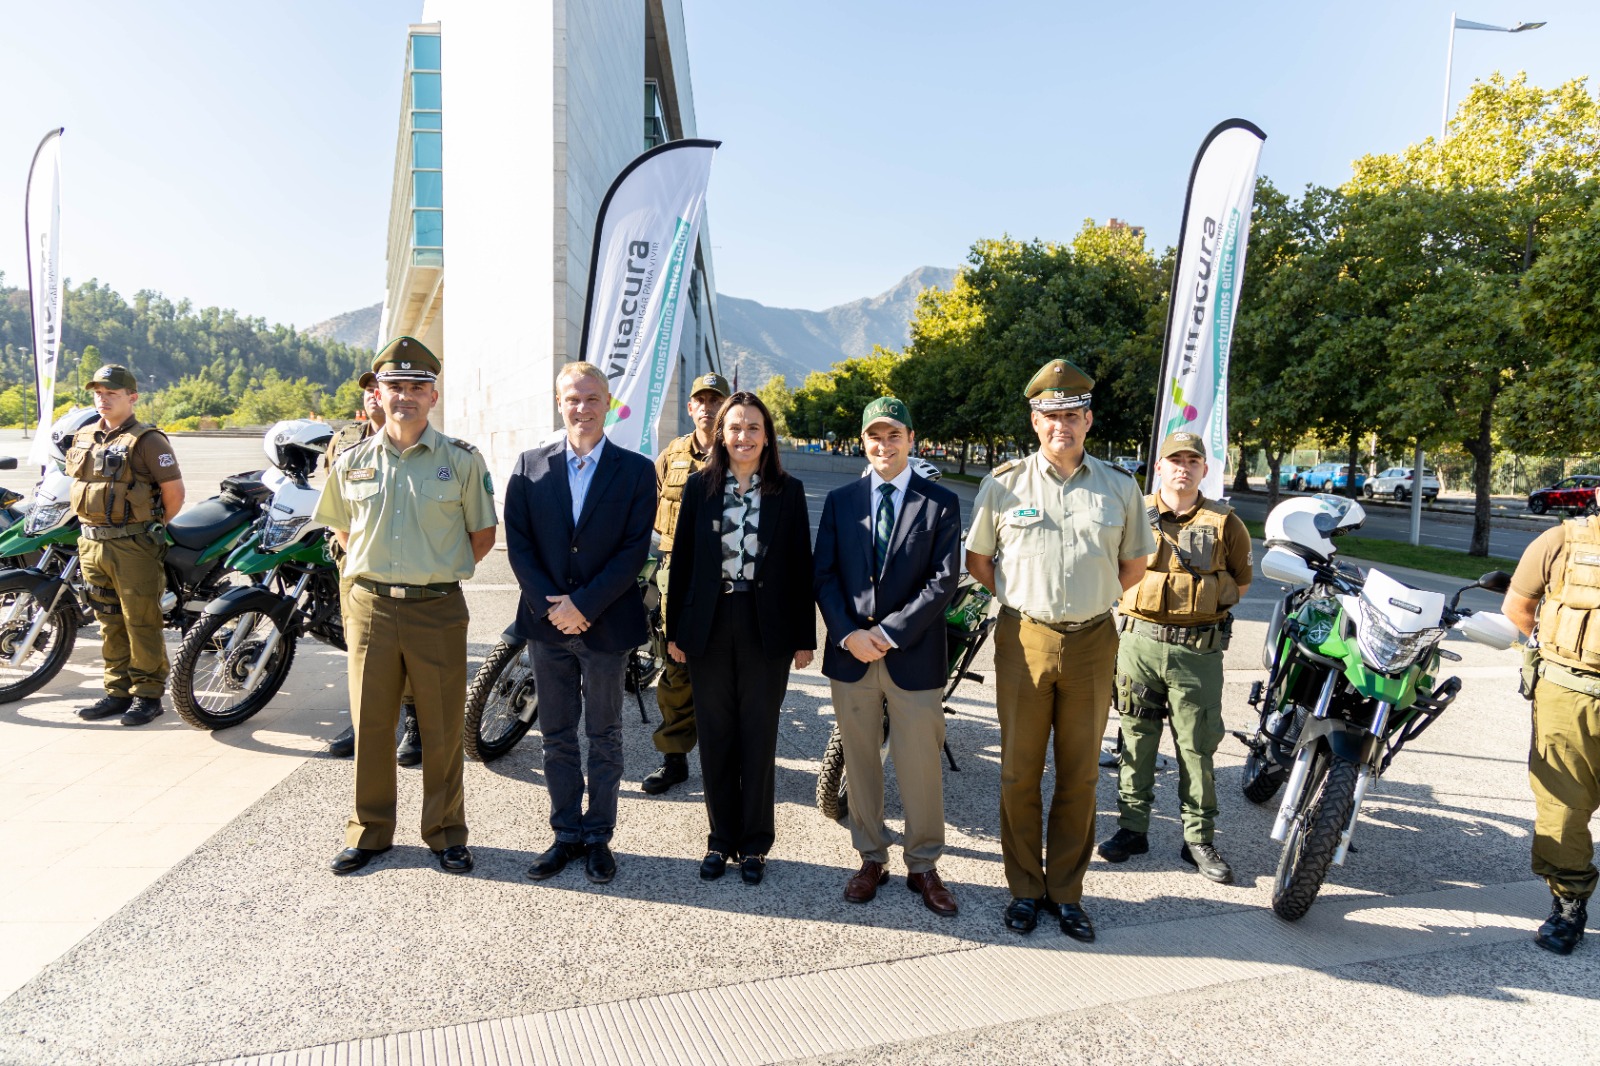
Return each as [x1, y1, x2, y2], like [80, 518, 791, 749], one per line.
[0, 456, 17, 470]
[1476, 571, 1512, 595]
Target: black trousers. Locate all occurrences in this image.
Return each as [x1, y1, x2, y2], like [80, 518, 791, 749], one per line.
[686, 592, 791, 857]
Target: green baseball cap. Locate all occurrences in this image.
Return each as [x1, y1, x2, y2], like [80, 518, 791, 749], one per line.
[1159, 431, 1206, 460]
[690, 372, 731, 398]
[87, 364, 139, 392]
[861, 396, 913, 433]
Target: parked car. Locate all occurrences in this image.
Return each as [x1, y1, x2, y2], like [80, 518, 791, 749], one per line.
[1112, 455, 1142, 474]
[1527, 475, 1600, 516]
[1300, 463, 1366, 492]
[1365, 466, 1440, 503]
[1278, 465, 1307, 490]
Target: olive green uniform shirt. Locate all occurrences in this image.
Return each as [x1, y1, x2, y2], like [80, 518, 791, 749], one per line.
[968, 451, 1155, 624]
[313, 423, 496, 585]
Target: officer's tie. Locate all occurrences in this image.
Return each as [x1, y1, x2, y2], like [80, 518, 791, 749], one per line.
[875, 483, 895, 574]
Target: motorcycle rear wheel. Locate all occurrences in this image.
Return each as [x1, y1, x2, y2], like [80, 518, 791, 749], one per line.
[816, 725, 850, 821]
[0, 579, 79, 704]
[463, 639, 537, 762]
[172, 605, 297, 730]
[1271, 752, 1359, 921]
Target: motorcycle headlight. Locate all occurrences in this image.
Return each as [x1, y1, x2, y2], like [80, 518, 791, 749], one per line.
[261, 515, 311, 553]
[1356, 597, 1445, 673]
[23, 501, 70, 536]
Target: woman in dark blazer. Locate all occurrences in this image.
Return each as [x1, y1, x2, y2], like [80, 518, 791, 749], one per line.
[666, 392, 815, 885]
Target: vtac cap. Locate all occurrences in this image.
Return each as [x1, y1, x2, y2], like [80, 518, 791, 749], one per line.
[372, 336, 440, 383]
[87, 364, 139, 392]
[1025, 358, 1094, 411]
[1160, 431, 1207, 460]
[861, 395, 913, 433]
[690, 372, 731, 398]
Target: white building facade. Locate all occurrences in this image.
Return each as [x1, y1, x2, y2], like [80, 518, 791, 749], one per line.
[381, 0, 722, 487]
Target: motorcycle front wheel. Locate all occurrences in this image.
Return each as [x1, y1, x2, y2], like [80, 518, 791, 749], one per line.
[1241, 745, 1283, 804]
[463, 639, 537, 762]
[1271, 752, 1359, 921]
[816, 725, 850, 821]
[0, 578, 79, 703]
[171, 605, 298, 730]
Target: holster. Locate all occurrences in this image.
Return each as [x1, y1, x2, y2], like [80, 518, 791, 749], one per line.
[1519, 644, 1541, 701]
[1115, 672, 1168, 720]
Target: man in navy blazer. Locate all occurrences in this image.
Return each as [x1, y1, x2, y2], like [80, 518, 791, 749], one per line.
[814, 396, 963, 916]
[504, 361, 655, 886]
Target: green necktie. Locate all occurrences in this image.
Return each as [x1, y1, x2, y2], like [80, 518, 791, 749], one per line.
[875, 483, 895, 574]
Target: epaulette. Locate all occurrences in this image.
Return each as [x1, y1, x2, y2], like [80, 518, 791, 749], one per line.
[446, 437, 479, 454]
[991, 459, 1020, 476]
[1108, 464, 1134, 479]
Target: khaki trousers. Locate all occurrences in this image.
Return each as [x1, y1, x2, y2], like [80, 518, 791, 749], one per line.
[80, 531, 169, 698]
[344, 584, 469, 851]
[831, 660, 947, 872]
[994, 612, 1117, 904]
[1530, 676, 1600, 899]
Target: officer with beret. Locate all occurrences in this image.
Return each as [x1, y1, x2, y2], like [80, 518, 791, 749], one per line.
[323, 370, 423, 767]
[71, 364, 187, 727]
[642, 371, 731, 796]
[1097, 431, 1252, 884]
[966, 358, 1154, 942]
[313, 337, 498, 876]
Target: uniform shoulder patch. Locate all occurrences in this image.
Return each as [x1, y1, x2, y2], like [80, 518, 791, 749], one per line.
[446, 437, 479, 454]
[991, 459, 1020, 476]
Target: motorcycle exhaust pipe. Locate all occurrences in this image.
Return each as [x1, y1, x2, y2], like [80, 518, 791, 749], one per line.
[1333, 765, 1374, 866]
[1271, 746, 1313, 842]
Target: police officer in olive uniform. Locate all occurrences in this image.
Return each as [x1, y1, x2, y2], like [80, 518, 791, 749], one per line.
[642, 371, 730, 795]
[966, 359, 1154, 942]
[323, 371, 423, 767]
[1503, 516, 1600, 954]
[313, 337, 498, 876]
[72, 365, 187, 727]
[1098, 431, 1252, 884]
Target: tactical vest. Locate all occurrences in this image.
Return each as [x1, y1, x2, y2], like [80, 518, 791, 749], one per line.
[65, 422, 161, 528]
[1536, 518, 1600, 672]
[654, 433, 708, 552]
[1123, 494, 1240, 622]
[325, 422, 372, 469]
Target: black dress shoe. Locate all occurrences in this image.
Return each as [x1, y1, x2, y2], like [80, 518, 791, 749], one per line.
[740, 854, 766, 885]
[642, 753, 689, 795]
[1004, 896, 1046, 935]
[585, 842, 617, 884]
[699, 851, 728, 881]
[326, 726, 355, 758]
[396, 705, 422, 767]
[1058, 901, 1096, 943]
[120, 697, 165, 727]
[77, 695, 132, 721]
[330, 845, 391, 875]
[435, 844, 474, 874]
[526, 839, 585, 881]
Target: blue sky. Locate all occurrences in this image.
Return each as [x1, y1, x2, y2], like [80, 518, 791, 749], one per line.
[1, 1, 1595, 331]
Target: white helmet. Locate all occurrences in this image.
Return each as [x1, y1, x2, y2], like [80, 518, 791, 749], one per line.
[263, 419, 334, 480]
[47, 407, 102, 467]
[1265, 493, 1365, 561]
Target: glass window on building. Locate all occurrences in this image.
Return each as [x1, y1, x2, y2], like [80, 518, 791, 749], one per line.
[645, 80, 666, 149]
[411, 33, 441, 72]
[412, 72, 442, 110]
[409, 31, 443, 268]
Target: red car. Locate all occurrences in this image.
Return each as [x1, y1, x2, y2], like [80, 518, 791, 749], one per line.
[1527, 475, 1600, 516]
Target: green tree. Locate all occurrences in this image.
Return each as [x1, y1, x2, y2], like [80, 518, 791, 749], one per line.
[756, 374, 794, 438]
[231, 370, 325, 426]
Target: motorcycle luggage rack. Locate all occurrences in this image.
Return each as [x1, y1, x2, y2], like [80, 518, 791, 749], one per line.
[1379, 676, 1462, 774]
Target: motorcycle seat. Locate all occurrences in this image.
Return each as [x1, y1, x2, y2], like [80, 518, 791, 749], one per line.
[168, 496, 257, 551]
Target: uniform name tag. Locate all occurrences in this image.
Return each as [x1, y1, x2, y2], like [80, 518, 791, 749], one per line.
[671, 460, 691, 469]
[1012, 508, 1040, 518]
[347, 468, 376, 482]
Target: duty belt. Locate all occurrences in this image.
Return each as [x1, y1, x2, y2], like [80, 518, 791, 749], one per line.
[999, 605, 1110, 633]
[80, 521, 163, 542]
[1538, 659, 1600, 699]
[1119, 614, 1231, 651]
[353, 577, 460, 601]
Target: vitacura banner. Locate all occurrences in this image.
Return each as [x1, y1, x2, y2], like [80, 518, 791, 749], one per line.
[1148, 119, 1265, 499]
[25, 128, 65, 467]
[578, 139, 719, 457]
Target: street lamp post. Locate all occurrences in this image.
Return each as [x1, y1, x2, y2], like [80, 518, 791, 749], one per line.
[1410, 12, 1546, 547]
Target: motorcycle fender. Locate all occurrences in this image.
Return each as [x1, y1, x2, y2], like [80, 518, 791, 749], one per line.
[204, 584, 297, 629]
[1297, 716, 1374, 766]
[0, 567, 69, 608]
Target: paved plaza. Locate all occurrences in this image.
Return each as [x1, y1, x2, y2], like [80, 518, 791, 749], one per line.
[0, 439, 1594, 1065]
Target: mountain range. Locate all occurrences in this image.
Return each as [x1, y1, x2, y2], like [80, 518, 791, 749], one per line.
[306, 266, 959, 388]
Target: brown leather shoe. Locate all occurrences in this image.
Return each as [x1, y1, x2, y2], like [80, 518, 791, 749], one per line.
[906, 869, 958, 917]
[843, 860, 889, 903]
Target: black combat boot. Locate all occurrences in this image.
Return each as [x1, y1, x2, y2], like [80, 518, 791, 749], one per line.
[395, 705, 422, 767]
[642, 752, 689, 795]
[77, 695, 133, 721]
[120, 697, 164, 726]
[326, 725, 355, 758]
[1535, 894, 1588, 955]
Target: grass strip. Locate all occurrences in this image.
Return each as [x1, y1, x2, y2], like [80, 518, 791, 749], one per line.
[1241, 520, 1518, 581]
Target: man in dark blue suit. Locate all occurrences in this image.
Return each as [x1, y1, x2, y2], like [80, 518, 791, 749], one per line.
[504, 361, 656, 885]
[814, 397, 963, 916]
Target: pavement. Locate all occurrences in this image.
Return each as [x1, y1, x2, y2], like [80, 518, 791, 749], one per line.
[0, 438, 1595, 1065]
